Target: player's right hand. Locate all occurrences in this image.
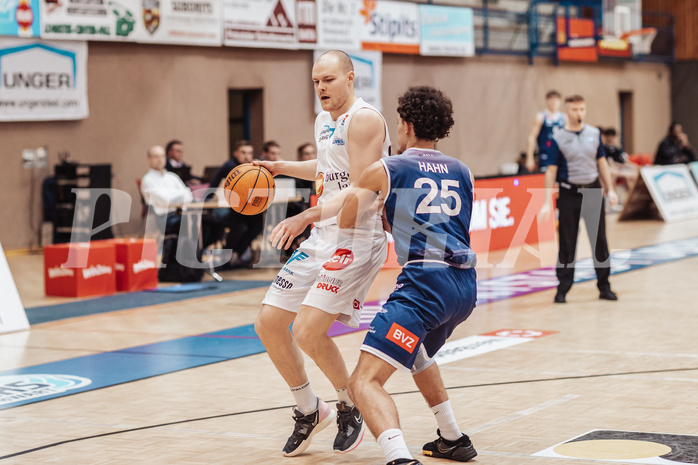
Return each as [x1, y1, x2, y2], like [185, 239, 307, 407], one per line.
[253, 160, 281, 177]
[525, 157, 536, 173]
[539, 201, 552, 222]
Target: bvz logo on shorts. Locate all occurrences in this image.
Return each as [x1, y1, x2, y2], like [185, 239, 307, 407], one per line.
[0, 374, 92, 406]
[323, 248, 354, 271]
[386, 323, 417, 353]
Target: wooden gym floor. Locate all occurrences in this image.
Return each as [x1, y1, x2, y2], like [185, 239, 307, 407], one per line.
[2, 215, 698, 465]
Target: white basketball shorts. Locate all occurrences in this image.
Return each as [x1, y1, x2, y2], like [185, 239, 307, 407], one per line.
[262, 224, 387, 327]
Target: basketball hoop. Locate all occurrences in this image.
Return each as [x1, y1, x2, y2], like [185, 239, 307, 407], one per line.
[621, 28, 657, 55]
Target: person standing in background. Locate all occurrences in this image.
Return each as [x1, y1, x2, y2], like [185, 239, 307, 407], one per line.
[540, 95, 618, 304]
[525, 91, 566, 173]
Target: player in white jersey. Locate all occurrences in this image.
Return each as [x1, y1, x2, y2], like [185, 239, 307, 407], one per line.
[254, 50, 389, 457]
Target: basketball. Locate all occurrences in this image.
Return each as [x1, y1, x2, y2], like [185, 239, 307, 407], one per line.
[223, 163, 275, 215]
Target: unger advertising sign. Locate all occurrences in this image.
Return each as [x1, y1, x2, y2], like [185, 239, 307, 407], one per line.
[0, 39, 88, 121]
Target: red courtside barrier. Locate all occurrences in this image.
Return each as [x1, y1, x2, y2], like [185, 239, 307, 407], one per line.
[44, 241, 117, 297]
[112, 238, 158, 292]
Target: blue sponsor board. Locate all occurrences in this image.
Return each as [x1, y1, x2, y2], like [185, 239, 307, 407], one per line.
[0, 0, 40, 37]
[419, 4, 474, 57]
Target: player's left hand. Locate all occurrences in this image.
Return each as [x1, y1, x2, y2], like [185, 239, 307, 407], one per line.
[270, 215, 309, 250]
[607, 190, 619, 206]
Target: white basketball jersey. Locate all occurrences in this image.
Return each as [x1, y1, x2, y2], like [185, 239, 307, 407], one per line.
[314, 97, 390, 229]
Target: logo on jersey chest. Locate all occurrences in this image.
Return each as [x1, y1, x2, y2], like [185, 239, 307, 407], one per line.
[318, 125, 335, 142]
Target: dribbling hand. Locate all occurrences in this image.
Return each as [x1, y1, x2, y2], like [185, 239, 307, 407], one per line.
[253, 160, 281, 177]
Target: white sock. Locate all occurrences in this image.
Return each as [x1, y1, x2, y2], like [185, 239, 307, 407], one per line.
[377, 428, 412, 462]
[290, 381, 317, 415]
[432, 400, 462, 441]
[335, 387, 354, 407]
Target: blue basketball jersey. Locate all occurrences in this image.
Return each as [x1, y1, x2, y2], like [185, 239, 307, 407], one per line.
[537, 110, 566, 151]
[381, 148, 476, 268]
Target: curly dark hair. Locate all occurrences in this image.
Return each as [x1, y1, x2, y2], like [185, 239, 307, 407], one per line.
[397, 86, 454, 141]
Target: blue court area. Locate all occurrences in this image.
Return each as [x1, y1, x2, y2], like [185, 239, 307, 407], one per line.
[25, 280, 271, 325]
[2, 237, 697, 411]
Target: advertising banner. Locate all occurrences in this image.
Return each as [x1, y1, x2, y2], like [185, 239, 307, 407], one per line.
[359, 0, 419, 55]
[0, 241, 29, 334]
[315, 0, 361, 50]
[132, 0, 222, 46]
[313, 49, 381, 113]
[556, 17, 598, 63]
[470, 174, 555, 252]
[419, 4, 474, 57]
[0, 38, 88, 121]
[640, 165, 698, 222]
[223, 0, 297, 49]
[40, 0, 138, 41]
[690, 161, 698, 184]
[0, 0, 40, 37]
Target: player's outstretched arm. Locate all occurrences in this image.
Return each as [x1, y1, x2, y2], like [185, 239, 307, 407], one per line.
[539, 165, 557, 221]
[526, 113, 544, 172]
[286, 107, 387, 225]
[253, 159, 317, 180]
[338, 161, 388, 229]
[597, 157, 618, 206]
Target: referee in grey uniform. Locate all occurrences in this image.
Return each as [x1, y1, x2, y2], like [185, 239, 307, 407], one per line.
[540, 95, 619, 303]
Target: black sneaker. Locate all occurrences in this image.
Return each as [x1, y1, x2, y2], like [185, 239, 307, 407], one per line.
[423, 429, 477, 462]
[554, 291, 567, 303]
[282, 398, 334, 457]
[333, 401, 365, 453]
[599, 289, 618, 301]
[386, 460, 423, 465]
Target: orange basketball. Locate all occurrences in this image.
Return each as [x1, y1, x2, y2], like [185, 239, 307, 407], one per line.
[223, 163, 275, 215]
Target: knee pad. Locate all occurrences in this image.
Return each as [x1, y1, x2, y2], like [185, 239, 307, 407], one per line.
[410, 345, 435, 375]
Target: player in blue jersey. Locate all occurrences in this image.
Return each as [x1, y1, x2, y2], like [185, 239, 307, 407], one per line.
[525, 90, 566, 172]
[337, 86, 478, 465]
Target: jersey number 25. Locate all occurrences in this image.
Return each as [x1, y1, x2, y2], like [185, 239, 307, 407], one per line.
[414, 178, 462, 216]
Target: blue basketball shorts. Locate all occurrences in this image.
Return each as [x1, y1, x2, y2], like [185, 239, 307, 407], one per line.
[361, 263, 477, 371]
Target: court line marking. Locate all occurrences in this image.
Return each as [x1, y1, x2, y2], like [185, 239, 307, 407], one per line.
[468, 394, 579, 434]
[3, 367, 698, 462]
[1, 236, 697, 412]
